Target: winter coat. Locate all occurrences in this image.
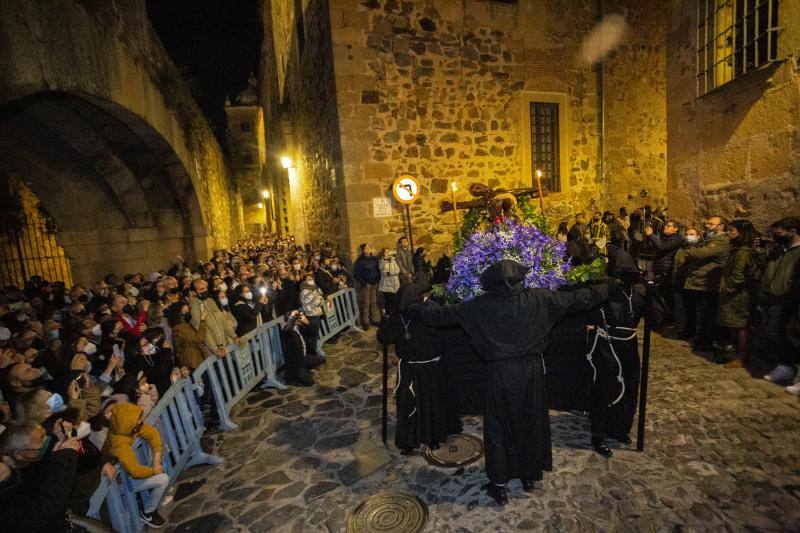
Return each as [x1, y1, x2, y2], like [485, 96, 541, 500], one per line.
[647, 232, 682, 277]
[353, 254, 380, 286]
[682, 232, 731, 292]
[378, 257, 401, 293]
[103, 403, 162, 479]
[189, 295, 238, 350]
[717, 246, 760, 328]
[172, 321, 208, 369]
[314, 268, 339, 297]
[300, 283, 325, 317]
[395, 245, 414, 278]
[760, 243, 800, 306]
[232, 299, 264, 336]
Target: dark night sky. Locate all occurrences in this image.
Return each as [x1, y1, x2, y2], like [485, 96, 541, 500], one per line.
[146, 0, 262, 144]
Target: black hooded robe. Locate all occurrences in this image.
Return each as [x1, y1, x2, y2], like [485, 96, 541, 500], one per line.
[411, 260, 612, 484]
[589, 248, 646, 440]
[378, 283, 461, 450]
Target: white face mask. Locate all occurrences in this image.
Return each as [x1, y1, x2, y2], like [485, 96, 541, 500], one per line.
[219, 297, 229, 307]
[244, 292, 253, 300]
[84, 342, 97, 356]
[293, 264, 301, 271]
[685, 235, 699, 244]
[217, 282, 228, 292]
[142, 343, 157, 356]
[91, 324, 102, 336]
[128, 287, 139, 298]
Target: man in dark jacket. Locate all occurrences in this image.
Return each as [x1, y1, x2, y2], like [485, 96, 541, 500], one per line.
[761, 216, 800, 384]
[645, 219, 683, 324]
[353, 243, 381, 330]
[682, 216, 730, 351]
[0, 423, 80, 532]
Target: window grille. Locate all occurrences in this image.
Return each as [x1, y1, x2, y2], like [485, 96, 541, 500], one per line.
[529, 102, 560, 193]
[696, 0, 779, 95]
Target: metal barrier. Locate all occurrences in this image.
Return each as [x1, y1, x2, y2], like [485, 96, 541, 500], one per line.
[86, 378, 222, 533]
[86, 287, 360, 531]
[195, 287, 361, 429]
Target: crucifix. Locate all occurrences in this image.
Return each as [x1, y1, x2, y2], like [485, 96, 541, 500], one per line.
[439, 182, 549, 220]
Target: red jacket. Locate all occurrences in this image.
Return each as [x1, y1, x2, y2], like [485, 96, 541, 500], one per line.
[115, 311, 147, 337]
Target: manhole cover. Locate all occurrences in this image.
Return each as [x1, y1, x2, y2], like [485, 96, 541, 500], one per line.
[347, 491, 428, 533]
[422, 433, 484, 468]
[345, 351, 379, 365]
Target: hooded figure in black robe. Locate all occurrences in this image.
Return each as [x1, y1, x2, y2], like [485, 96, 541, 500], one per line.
[588, 247, 645, 456]
[408, 259, 615, 505]
[378, 282, 461, 453]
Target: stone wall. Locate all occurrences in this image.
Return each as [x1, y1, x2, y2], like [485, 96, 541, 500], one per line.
[329, 0, 668, 260]
[260, 0, 349, 251]
[666, 0, 800, 230]
[0, 0, 244, 283]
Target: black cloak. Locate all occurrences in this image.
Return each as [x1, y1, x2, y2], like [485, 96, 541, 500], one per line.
[410, 260, 612, 484]
[589, 248, 644, 440]
[378, 282, 460, 450]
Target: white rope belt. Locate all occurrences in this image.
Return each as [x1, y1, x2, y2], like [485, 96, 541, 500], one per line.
[586, 312, 637, 407]
[394, 356, 441, 418]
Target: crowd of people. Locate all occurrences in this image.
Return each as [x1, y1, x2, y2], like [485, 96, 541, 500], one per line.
[561, 208, 800, 393]
[0, 234, 355, 530]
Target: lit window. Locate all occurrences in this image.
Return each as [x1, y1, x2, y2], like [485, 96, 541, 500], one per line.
[529, 102, 560, 193]
[696, 0, 779, 96]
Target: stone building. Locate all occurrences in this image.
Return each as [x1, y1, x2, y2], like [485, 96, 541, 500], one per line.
[261, 0, 798, 262]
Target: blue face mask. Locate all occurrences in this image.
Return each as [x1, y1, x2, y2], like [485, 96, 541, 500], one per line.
[46, 393, 65, 413]
[50, 329, 60, 340]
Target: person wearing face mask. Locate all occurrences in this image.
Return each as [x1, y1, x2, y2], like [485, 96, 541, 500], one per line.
[0, 423, 81, 531]
[231, 284, 267, 336]
[586, 211, 611, 256]
[760, 216, 800, 387]
[2, 362, 48, 408]
[169, 302, 208, 370]
[188, 279, 241, 358]
[111, 294, 148, 338]
[13, 388, 64, 425]
[280, 311, 315, 386]
[378, 248, 401, 315]
[396, 236, 414, 284]
[299, 274, 326, 363]
[673, 227, 701, 338]
[64, 357, 102, 422]
[354, 243, 382, 330]
[680, 216, 730, 351]
[125, 331, 176, 397]
[644, 219, 683, 325]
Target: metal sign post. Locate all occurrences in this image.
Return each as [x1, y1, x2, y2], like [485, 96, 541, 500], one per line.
[637, 280, 654, 452]
[382, 342, 389, 445]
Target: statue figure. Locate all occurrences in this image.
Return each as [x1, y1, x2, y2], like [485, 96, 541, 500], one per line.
[440, 183, 549, 221]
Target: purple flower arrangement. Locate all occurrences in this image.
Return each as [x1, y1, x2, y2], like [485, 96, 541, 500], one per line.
[446, 219, 572, 301]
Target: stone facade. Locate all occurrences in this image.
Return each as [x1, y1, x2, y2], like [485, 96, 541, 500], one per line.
[666, 0, 800, 230]
[323, 0, 668, 260]
[0, 0, 244, 284]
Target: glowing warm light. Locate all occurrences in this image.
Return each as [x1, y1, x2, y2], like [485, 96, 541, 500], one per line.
[257, 202, 263, 209]
[536, 169, 542, 178]
[281, 156, 293, 169]
[451, 181, 457, 192]
[261, 190, 270, 199]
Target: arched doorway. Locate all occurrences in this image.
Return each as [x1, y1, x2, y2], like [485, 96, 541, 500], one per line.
[0, 91, 206, 285]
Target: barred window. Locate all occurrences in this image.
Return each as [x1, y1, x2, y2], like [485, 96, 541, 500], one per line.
[529, 102, 560, 193]
[696, 0, 779, 96]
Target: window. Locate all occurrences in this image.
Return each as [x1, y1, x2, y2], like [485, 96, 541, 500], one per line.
[529, 102, 560, 193]
[240, 122, 251, 132]
[696, 0, 779, 95]
[242, 153, 253, 165]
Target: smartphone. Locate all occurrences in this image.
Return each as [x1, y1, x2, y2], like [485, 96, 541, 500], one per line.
[260, 287, 267, 295]
[75, 374, 87, 388]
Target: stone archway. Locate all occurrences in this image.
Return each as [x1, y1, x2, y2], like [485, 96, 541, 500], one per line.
[0, 91, 206, 284]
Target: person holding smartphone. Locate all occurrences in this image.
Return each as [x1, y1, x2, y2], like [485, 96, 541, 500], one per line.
[231, 284, 267, 336]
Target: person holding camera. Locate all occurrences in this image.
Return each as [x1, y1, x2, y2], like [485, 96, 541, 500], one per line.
[280, 311, 316, 386]
[231, 284, 268, 337]
[378, 248, 401, 315]
[299, 273, 326, 365]
[645, 219, 683, 324]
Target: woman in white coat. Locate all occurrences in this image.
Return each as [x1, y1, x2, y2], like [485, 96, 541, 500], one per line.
[378, 248, 401, 315]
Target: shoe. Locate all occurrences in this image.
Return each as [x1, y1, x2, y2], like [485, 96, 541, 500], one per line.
[723, 358, 745, 369]
[764, 365, 796, 382]
[521, 479, 537, 493]
[786, 383, 800, 395]
[484, 483, 508, 506]
[139, 509, 165, 528]
[592, 437, 613, 458]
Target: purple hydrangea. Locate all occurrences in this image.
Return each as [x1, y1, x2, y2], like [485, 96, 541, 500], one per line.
[447, 219, 572, 301]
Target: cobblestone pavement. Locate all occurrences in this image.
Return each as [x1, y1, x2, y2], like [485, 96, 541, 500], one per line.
[161, 327, 800, 532]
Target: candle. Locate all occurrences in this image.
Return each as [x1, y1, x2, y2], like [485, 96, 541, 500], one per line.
[535, 169, 545, 214]
[451, 181, 459, 226]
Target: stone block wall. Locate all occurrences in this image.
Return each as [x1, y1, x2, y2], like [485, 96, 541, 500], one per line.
[666, 0, 800, 231]
[329, 0, 668, 260]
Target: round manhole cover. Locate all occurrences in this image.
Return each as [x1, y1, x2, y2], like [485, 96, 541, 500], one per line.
[345, 351, 379, 365]
[422, 433, 484, 468]
[347, 491, 428, 533]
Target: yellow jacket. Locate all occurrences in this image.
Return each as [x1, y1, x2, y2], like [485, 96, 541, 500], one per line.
[103, 403, 163, 479]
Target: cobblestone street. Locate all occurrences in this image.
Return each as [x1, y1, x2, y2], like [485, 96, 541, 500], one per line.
[162, 328, 800, 532]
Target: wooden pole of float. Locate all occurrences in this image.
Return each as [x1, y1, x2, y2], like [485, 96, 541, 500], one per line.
[535, 169, 545, 214]
[451, 181, 459, 226]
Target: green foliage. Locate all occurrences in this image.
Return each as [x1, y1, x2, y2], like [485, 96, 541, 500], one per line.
[516, 197, 552, 235]
[565, 258, 607, 284]
[453, 208, 487, 253]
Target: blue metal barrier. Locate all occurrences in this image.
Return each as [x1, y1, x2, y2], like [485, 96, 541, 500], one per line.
[86, 378, 222, 533]
[317, 288, 362, 357]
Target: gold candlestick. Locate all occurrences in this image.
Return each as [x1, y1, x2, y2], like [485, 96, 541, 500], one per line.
[535, 169, 545, 214]
[451, 181, 459, 226]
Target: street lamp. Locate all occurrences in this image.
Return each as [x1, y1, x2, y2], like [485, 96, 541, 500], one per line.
[281, 156, 293, 169]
